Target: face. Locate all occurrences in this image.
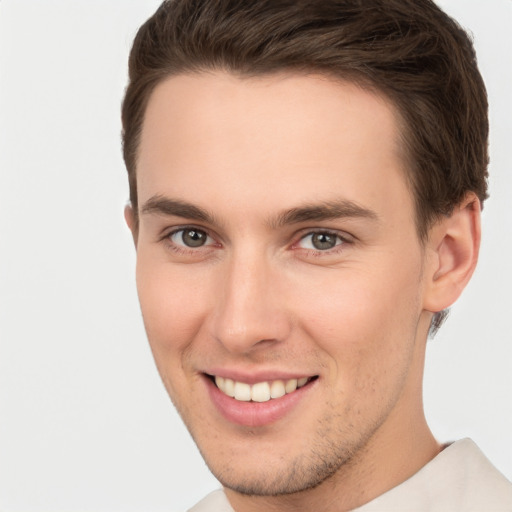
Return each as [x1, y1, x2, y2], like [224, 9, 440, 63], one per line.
[131, 72, 435, 500]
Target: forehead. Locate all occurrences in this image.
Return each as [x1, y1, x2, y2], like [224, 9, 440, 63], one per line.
[137, 71, 413, 224]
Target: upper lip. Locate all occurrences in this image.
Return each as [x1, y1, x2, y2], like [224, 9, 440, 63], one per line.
[203, 368, 317, 384]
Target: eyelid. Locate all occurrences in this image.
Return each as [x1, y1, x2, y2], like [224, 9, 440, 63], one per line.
[160, 223, 210, 240]
[292, 228, 354, 251]
[168, 227, 215, 247]
[159, 224, 222, 256]
[159, 224, 353, 253]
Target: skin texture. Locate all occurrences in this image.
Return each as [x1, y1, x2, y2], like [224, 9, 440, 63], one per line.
[126, 72, 480, 512]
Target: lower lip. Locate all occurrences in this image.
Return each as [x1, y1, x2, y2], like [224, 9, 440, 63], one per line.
[205, 376, 316, 427]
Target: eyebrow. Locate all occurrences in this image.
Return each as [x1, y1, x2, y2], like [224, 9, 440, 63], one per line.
[140, 195, 379, 228]
[140, 196, 217, 224]
[269, 200, 379, 228]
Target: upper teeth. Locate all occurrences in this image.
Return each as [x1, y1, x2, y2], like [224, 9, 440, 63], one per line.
[215, 376, 310, 402]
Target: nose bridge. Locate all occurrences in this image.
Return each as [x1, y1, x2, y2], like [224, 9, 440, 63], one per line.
[211, 243, 289, 353]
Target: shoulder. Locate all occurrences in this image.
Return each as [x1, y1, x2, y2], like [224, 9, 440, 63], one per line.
[452, 439, 512, 511]
[353, 439, 512, 512]
[187, 489, 233, 512]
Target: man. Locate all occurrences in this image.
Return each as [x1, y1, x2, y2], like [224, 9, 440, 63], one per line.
[122, 0, 512, 510]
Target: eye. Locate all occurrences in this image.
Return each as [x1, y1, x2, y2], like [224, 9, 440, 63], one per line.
[297, 232, 344, 251]
[170, 228, 212, 248]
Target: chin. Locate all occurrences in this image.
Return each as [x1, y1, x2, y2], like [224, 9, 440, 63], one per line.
[211, 458, 343, 497]
[192, 427, 360, 497]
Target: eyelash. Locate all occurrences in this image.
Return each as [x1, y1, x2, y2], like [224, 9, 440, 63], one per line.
[293, 231, 348, 254]
[163, 227, 217, 255]
[161, 226, 351, 257]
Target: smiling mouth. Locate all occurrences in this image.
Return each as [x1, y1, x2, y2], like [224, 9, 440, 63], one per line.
[210, 375, 317, 402]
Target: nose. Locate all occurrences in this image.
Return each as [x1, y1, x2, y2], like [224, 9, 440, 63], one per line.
[210, 249, 291, 354]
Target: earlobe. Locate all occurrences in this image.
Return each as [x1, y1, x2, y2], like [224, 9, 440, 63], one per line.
[124, 204, 138, 248]
[423, 194, 481, 313]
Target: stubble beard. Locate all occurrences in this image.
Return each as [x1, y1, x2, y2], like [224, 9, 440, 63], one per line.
[189, 405, 386, 498]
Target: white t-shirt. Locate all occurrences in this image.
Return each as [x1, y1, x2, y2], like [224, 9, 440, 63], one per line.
[188, 439, 512, 511]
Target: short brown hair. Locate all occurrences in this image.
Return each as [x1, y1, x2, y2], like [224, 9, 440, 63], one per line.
[122, 0, 489, 238]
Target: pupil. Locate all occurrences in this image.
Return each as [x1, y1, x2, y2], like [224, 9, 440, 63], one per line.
[182, 229, 206, 247]
[312, 233, 336, 250]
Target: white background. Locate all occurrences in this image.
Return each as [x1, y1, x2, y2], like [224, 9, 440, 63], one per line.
[0, 1, 511, 511]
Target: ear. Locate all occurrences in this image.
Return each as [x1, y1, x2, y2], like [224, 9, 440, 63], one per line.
[423, 193, 481, 313]
[124, 204, 138, 248]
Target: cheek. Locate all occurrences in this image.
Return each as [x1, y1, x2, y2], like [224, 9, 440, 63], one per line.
[135, 255, 208, 358]
[292, 261, 423, 380]
[135, 257, 215, 418]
